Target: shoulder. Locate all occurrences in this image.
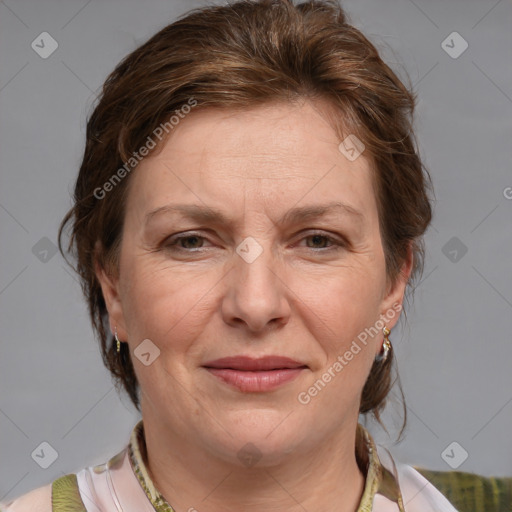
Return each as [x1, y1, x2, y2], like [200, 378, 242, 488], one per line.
[414, 466, 512, 512]
[375, 443, 512, 512]
[0, 474, 86, 512]
[375, 444, 458, 510]
[0, 482, 52, 512]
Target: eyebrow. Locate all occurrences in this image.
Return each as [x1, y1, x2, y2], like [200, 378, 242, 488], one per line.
[144, 201, 364, 228]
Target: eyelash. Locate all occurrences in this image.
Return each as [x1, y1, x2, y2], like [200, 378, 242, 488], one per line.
[163, 231, 345, 253]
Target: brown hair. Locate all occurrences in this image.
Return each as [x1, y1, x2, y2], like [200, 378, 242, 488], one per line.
[58, 0, 432, 428]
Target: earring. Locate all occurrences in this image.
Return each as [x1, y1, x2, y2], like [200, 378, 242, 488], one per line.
[114, 326, 121, 353]
[375, 326, 391, 363]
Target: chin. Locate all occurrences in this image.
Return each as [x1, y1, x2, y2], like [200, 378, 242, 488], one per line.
[201, 410, 310, 467]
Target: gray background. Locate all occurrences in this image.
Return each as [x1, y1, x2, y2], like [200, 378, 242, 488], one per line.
[1, 0, 511, 502]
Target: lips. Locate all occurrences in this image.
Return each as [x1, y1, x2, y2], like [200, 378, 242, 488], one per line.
[202, 356, 308, 392]
[202, 355, 307, 371]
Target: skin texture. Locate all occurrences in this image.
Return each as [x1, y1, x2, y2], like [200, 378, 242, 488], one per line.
[97, 99, 413, 512]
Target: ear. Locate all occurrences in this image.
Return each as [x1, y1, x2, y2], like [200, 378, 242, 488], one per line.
[378, 241, 414, 332]
[94, 241, 128, 340]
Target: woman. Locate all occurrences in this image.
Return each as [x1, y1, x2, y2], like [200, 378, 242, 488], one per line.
[1, 1, 508, 511]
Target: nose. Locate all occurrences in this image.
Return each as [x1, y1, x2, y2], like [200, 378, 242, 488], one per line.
[221, 240, 291, 334]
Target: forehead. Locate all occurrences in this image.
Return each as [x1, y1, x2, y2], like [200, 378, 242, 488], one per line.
[125, 100, 377, 224]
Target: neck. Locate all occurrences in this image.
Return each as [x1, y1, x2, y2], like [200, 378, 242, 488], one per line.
[140, 413, 366, 512]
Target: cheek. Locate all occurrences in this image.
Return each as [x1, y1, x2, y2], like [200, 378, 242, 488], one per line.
[297, 265, 383, 340]
[298, 302, 378, 415]
[119, 260, 217, 408]
[291, 268, 383, 398]
[119, 256, 218, 351]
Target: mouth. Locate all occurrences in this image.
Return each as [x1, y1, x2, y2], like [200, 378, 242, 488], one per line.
[202, 356, 308, 392]
[202, 355, 307, 371]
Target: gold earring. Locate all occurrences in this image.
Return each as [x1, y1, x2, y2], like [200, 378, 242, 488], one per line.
[114, 327, 121, 353]
[375, 326, 391, 363]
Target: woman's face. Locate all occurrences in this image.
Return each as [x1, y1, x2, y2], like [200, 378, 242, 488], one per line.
[98, 100, 410, 465]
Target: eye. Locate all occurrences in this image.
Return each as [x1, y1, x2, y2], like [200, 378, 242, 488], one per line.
[162, 231, 345, 253]
[164, 233, 211, 251]
[298, 232, 345, 251]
